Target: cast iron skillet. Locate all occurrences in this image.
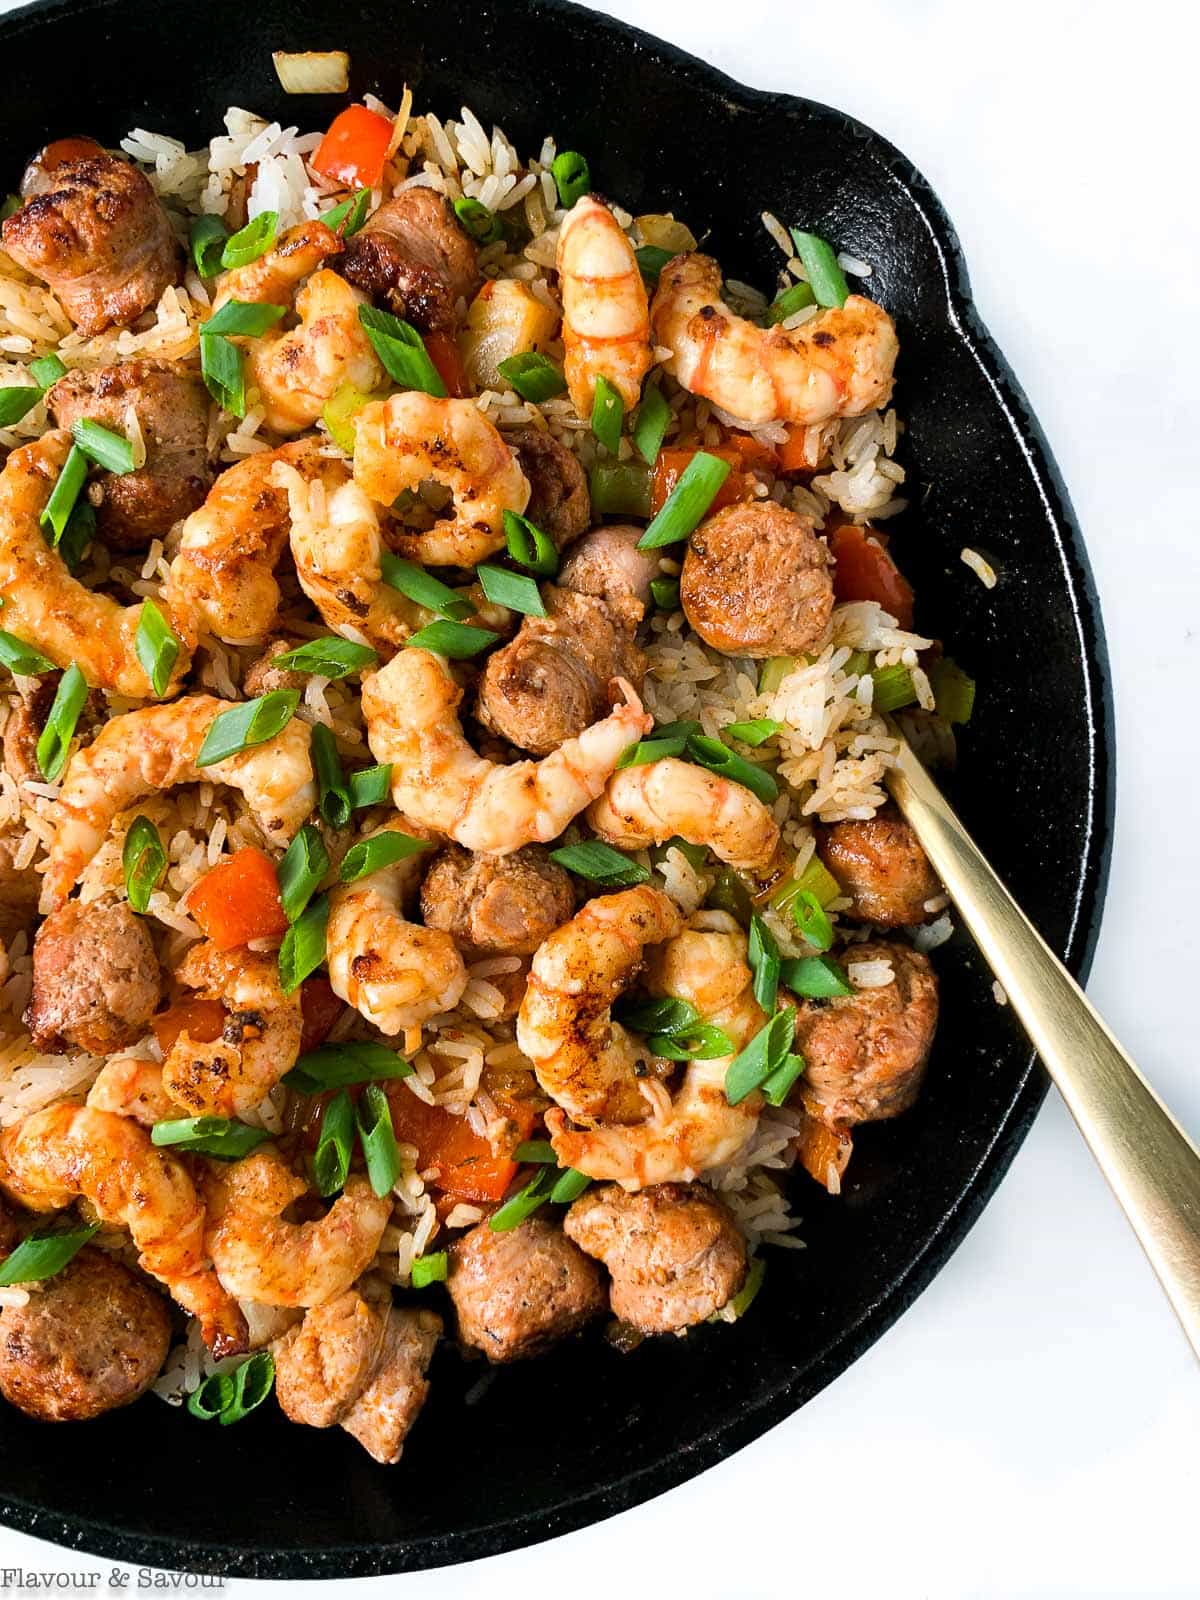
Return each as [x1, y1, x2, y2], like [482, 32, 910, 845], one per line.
[0, 0, 1112, 1576]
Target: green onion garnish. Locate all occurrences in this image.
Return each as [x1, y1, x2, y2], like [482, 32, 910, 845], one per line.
[788, 229, 850, 309]
[513, 1139, 558, 1164]
[202, 300, 287, 339]
[615, 733, 690, 769]
[476, 564, 547, 617]
[404, 620, 498, 658]
[349, 763, 392, 810]
[134, 599, 180, 696]
[780, 953, 853, 999]
[270, 635, 378, 681]
[766, 281, 817, 325]
[632, 383, 671, 466]
[638, 451, 732, 550]
[122, 814, 166, 914]
[323, 189, 371, 238]
[748, 913, 780, 1013]
[549, 1167, 591, 1204]
[549, 840, 651, 888]
[930, 657, 976, 725]
[635, 244, 673, 285]
[646, 1022, 734, 1060]
[649, 577, 679, 610]
[488, 1165, 557, 1232]
[551, 150, 591, 208]
[724, 718, 784, 748]
[0, 384, 44, 426]
[411, 1250, 449, 1288]
[685, 734, 779, 804]
[188, 1350, 274, 1426]
[195, 689, 300, 767]
[725, 1008, 796, 1106]
[71, 418, 135, 475]
[30, 355, 66, 389]
[36, 662, 87, 782]
[278, 892, 329, 996]
[358, 306, 447, 396]
[653, 718, 703, 740]
[503, 509, 558, 577]
[313, 1089, 354, 1197]
[589, 459, 651, 519]
[58, 501, 95, 575]
[453, 195, 502, 244]
[200, 333, 245, 417]
[0, 1222, 100, 1288]
[0, 194, 21, 222]
[220, 210, 279, 270]
[380, 554, 475, 620]
[871, 663, 918, 713]
[656, 835, 707, 870]
[339, 828, 432, 883]
[39, 444, 88, 544]
[311, 722, 351, 830]
[727, 1255, 766, 1319]
[791, 889, 834, 952]
[771, 855, 840, 913]
[757, 656, 796, 695]
[277, 823, 329, 923]
[496, 351, 566, 403]
[706, 867, 753, 926]
[357, 1082, 402, 1197]
[760, 1052, 806, 1108]
[150, 1117, 273, 1160]
[0, 631, 54, 676]
[615, 994, 702, 1036]
[284, 1040, 412, 1094]
[189, 214, 229, 278]
[591, 375, 624, 455]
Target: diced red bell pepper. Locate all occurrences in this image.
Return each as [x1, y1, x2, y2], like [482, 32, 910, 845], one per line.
[827, 521, 915, 631]
[423, 332, 470, 398]
[186, 848, 289, 952]
[152, 997, 226, 1054]
[299, 978, 344, 1054]
[650, 446, 750, 517]
[777, 422, 824, 475]
[312, 104, 394, 190]
[385, 1085, 538, 1203]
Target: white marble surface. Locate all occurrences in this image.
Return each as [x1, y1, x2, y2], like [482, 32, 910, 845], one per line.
[0, 0, 1196, 1594]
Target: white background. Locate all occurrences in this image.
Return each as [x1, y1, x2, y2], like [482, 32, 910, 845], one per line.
[0, 0, 1197, 1595]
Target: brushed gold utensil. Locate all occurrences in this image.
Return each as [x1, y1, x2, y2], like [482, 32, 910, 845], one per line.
[886, 731, 1200, 1357]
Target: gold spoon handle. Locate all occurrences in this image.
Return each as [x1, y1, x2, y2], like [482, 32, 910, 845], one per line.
[887, 735, 1200, 1356]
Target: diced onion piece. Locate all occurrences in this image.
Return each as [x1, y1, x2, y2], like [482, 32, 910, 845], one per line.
[635, 214, 697, 253]
[272, 50, 350, 95]
[461, 279, 560, 392]
[386, 84, 414, 162]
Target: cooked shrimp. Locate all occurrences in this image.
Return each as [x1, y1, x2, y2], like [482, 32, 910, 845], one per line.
[327, 818, 467, 1035]
[651, 252, 898, 426]
[86, 1054, 175, 1126]
[160, 942, 303, 1117]
[0, 433, 189, 697]
[352, 393, 529, 567]
[203, 1148, 392, 1309]
[517, 885, 682, 1122]
[0, 1102, 247, 1355]
[587, 758, 780, 870]
[546, 911, 765, 1187]
[556, 195, 652, 416]
[44, 694, 314, 907]
[167, 439, 349, 644]
[246, 270, 384, 436]
[213, 217, 339, 309]
[362, 647, 651, 854]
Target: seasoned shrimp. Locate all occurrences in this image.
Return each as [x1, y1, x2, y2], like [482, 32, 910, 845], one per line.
[651, 252, 898, 426]
[86, 1054, 175, 1126]
[362, 647, 651, 854]
[0, 1102, 247, 1355]
[352, 393, 530, 567]
[167, 440, 349, 644]
[160, 942, 303, 1117]
[327, 818, 467, 1036]
[203, 1148, 392, 1309]
[213, 217, 339, 309]
[0, 433, 189, 697]
[587, 757, 780, 870]
[546, 911, 765, 1187]
[246, 270, 384, 436]
[44, 694, 314, 907]
[556, 195, 652, 416]
[517, 885, 683, 1122]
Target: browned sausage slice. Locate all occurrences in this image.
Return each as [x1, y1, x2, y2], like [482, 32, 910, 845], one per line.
[448, 1216, 606, 1361]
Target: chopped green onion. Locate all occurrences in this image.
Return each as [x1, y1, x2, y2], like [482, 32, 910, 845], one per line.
[503, 509, 558, 576]
[760, 1051, 806, 1108]
[321, 379, 375, 454]
[724, 718, 784, 748]
[339, 828, 432, 883]
[313, 1089, 354, 1197]
[615, 734, 690, 769]
[766, 281, 817, 325]
[358, 306, 447, 396]
[771, 855, 841, 913]
[646, 1023, 734, 1060]
[844, 649, 871, 679]
[349, 763, 392, 810]
[200, 333, 245, 417]
[404, 620, 498, 657]
[30, 355, 66, 389]
[195, 689, 300, 767]
[549, 840, 650, 888]
[134, 599, 180, 696]
[686, 733, 779, 804]
[476, 564, 547, 617]
[589, 460, 652, 518]
[277, 824, 329, 923]
[748, 913, 780, 1013]
[780, 953, 853, 999]
[270, 635, 377, 680]
[186, 1371, 235, 1421]
[122, 815, 166, 913]
[615, 994, 704, 1036]
[380, 554, 476, 620]
[323, 188, 371, 238]
[551, 150, 590, 208]
[58, 501, 95, 575]
[0, 384, 44, 426]
[871, 662, 918, 713]
[788, 229, 850, 309]
[649, 577, 679, 610]
[202, 299, 287, 339]
[725, 1008, 795, 1106]
[0, 1222, 100, 1287]
[0, 631, 54, 676]
[653, 718, 702, 740]
[189, 214, 228, 278]
[591, 374, 624, 455]
[657, 835, 708, 870]
[284, 1041, 412, 1094]
[496, 351, 566, 403]
[550, 1167, 591, 1204]
[0, 194, 21, 222]
[453, 195, 502, 244]
[357, 1082, 402, 1197]
[757, 656, 796, 695]
[792, 889, 834, 951]
[513, 1139, 558, 1164]
[706, 867, 754, 926]
[930, 657, 976, 725]
[71, 418, 135, 475]
[188, 1350, 274, 1426]
[638, 451, 732, 550]
[727, 1255, 766, 1318]
[220, 210, 278, 270]
[632, 383, 671, 466]
[411, 1250, 449, 1287]
[278, 893, 329, 996]
[36, 662, 87, 782]
[635, 244, 673, 285]
[150, 1117, 272, 1160]
[39, 444, 88, 544]
[311, 722, 351, 831]
[488, 1166, 557, 1232]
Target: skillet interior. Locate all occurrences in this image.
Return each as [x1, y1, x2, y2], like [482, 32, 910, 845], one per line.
[0, 0, 1113, 1575]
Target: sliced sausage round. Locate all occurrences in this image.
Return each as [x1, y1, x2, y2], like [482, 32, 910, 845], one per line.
[505, 427, 591, 547]
[420, 844, 574, 957]
[340, 189, 480, 333]
[25, 897, 162, 1056]
[448, 1216, 606, 1361]
[817, 806, 942, 927]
